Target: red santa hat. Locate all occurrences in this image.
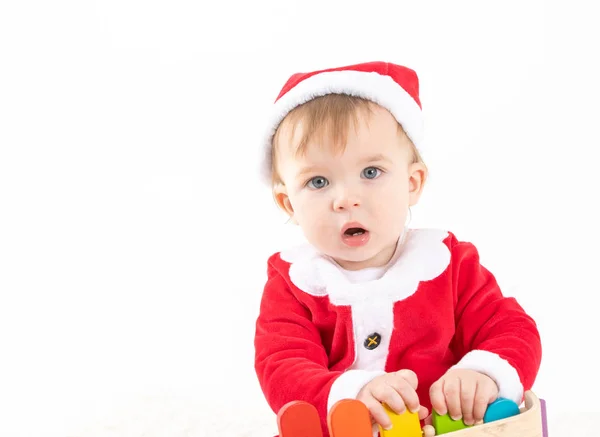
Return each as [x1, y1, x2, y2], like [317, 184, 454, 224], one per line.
[262, 61, 425, 183]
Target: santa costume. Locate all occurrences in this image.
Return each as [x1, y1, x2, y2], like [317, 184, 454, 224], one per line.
[254, 61, 542, 437]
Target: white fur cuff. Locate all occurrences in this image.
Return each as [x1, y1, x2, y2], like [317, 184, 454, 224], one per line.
[452, 350, 524, 403]
[327, 369, 386, 411]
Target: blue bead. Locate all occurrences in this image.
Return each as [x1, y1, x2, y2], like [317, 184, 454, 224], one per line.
[483, 398, 520, 423]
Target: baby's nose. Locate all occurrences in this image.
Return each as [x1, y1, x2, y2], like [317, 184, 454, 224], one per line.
[333, 194, 361, 211]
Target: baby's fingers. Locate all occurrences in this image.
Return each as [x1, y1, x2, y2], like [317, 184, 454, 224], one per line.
[362, 396, 393, 430]
[429, 380, 447, 416]
[443, 378, 462, 420]
[460, 379, 476, 425]
[473, 380, 498, 423]
[388, 377, 420, 413]
[371, 384, 407, 416]
[395, 369, 418, 390]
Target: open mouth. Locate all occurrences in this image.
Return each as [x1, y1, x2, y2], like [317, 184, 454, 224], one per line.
[344, 227, 366, 237]
[341, 223, 370, 247]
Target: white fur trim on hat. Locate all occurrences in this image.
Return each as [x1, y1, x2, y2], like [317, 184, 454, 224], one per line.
[261, 70, 424, 183]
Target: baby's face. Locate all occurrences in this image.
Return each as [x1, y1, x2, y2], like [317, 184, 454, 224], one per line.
[275, 105, 425, 270]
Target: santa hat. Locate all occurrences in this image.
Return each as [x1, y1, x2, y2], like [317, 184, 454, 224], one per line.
[261, 61, 424, 183]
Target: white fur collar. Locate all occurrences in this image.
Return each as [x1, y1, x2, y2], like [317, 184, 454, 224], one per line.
[280, 228, 451, 305]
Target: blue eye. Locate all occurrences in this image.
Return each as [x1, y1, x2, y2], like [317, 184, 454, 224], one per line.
[307, 176, 329, 189]
[362, 166, 381, 179]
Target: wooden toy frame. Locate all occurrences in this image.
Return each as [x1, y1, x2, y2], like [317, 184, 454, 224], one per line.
[277, 391, 548, 437]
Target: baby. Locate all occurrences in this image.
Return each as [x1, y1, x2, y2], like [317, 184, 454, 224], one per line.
[254, 61, 541, 436]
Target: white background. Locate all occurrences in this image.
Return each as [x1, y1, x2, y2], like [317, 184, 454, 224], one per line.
[1, 1, 599, 436]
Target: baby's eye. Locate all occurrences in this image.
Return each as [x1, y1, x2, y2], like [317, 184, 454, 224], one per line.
[361, 166, 381, 179]
[307, 176, 329, 189]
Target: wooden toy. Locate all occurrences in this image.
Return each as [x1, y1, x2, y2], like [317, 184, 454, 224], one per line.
[379, 404, 421, 437]
[277, 391, 547, 437]
[432, 397, 521, 434]
[327, 399, 372, 437]
[540, 398, 548, 437]
[483, 398, 521, 423]
[277, 401, 322, 437]
[432, 409, 472, 434]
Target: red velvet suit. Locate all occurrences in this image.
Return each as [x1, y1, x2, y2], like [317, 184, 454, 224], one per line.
[254, 229, 541, 436]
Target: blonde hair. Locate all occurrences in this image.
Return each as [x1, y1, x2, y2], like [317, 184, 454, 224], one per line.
[271, 94, 425, 186]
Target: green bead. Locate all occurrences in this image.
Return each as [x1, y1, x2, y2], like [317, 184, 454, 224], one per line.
[432, 411, 472, 435]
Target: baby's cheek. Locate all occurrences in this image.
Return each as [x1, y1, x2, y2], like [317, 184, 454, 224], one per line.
[379, 202, 407, 226]
[296, 211, 327, 238]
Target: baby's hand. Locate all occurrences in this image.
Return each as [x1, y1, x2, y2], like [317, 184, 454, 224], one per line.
[429, 368, 499, 426]
[356, 369, 429, 430]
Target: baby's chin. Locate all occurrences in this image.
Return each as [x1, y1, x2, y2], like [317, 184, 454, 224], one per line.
[323, 239, 401, 270]
[325, 248, 389, 271]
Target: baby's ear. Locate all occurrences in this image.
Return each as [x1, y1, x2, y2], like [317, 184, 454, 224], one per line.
[273, 184, 295, 218]
[408, 162, 427, 206]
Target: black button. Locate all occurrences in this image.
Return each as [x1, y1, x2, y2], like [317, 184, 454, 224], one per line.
[364, 333, 381, 350]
